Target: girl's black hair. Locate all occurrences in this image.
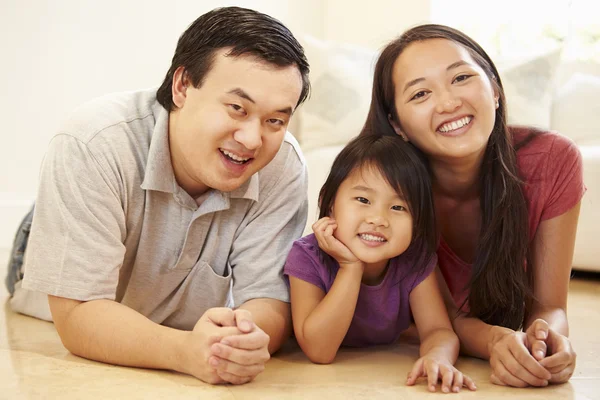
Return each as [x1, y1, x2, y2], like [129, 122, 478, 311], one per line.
[318, 134, 437, 278]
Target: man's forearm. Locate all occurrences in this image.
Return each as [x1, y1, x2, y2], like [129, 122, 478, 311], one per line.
[51, 297, 188, 372]
[238, 298, 292, 353]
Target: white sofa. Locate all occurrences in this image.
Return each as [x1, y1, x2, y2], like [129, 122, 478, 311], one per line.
[292, 37, 600, 272]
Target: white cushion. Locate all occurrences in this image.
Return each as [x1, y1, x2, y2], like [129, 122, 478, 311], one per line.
[295, 35, 377, 152]
[499, 47, 562, 129]
[303, 144, 345, 235]
[551, 73, 600, 146]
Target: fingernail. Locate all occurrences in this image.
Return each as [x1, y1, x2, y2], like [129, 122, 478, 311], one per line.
[453, 387, 460, 393]
[536, 350, 545, 359]
[442, 387, 449, 393]
[430, 385, 436, 392]
[241, 320, 252, 331]
[221, 339, 230, 346]
[209, 357, 219, 367]
[212, 345, 221, 355]
[537, 330, 547, 339]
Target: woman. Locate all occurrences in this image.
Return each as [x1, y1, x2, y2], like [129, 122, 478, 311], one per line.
[362, 24, 584, 388]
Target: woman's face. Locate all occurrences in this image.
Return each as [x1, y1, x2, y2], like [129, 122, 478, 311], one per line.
[390, 38, 498, 162]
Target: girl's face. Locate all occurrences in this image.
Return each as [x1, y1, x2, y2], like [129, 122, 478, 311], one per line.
[390, 38, 498, 162]
[331, 164, 413, 271]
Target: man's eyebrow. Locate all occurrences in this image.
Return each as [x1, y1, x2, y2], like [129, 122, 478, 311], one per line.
[403, 60, 472, 94]
[227, 88, 293, 116]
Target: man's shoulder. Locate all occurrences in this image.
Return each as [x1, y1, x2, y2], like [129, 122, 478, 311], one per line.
[57, 88, 160, 145]
[257, 131, 307, 191]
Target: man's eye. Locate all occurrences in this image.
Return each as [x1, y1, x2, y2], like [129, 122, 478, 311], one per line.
[229, 104, 245, 113]
[356, 197, 370, 204]
[267, 118, 284, 126]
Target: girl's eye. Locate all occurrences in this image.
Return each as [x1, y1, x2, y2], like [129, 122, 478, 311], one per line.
[453, 74, 472, 83]
[392, 205, 406, 211]
[410, 91, 428, 101]
[356, 197, 370, 204]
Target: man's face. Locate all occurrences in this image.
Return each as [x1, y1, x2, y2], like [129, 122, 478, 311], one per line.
[169, 49, 303, 197]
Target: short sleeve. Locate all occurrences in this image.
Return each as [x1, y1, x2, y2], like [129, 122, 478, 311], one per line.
[407, 252, 438, 293]
[541, 135, 586, 221]
[22, 134, 126, 300]
[283, 238, 328, 292]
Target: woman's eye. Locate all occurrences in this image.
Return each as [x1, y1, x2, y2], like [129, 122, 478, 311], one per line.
[453, 74, 472, 83]
[392, 205, 406, 211]
[410, 91, 427, 101]
[356, 197, 370, 204]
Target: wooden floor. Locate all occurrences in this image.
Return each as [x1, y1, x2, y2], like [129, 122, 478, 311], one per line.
[1, 247, 599, 399]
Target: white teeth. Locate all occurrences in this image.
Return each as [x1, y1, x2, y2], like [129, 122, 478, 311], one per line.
[221, 149, 250, 162]
[439, 116, 472, 133]
[359, 233, 386, 242]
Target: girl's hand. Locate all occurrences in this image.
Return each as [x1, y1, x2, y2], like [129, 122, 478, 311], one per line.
[312, 217, 362, 268]
[407, 355, 476, 393]
[489, 326, 552, 387]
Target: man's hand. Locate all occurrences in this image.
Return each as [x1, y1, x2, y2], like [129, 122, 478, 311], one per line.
[180, 307, 242, 384]
[209, 308, 271, 384]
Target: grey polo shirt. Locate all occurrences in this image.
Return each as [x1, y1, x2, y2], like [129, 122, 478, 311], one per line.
[22, 89, 308, 330]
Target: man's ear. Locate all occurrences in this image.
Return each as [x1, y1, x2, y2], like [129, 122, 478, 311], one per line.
[172, 66, 189, 109]
[388, 114, 409, 142]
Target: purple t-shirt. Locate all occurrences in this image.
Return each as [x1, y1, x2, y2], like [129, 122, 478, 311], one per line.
[284, 234, 437, 347]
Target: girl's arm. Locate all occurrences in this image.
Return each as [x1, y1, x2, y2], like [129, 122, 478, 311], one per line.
[408, 273, 476, 392]
[289, 263, 363, 364]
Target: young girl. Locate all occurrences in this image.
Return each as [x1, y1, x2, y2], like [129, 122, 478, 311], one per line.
[363, 24, 584, 387]
[284, 134, 477, 393]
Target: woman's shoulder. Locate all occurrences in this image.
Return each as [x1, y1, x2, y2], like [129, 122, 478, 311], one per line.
[511, 125, 579, 157]
[511, 125, 582, 180]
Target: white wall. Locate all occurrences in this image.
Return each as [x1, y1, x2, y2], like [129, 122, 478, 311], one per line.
[0, 0, 427, 251]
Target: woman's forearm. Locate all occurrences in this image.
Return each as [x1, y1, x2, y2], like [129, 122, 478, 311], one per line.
[297, 267, 363, 364]
[451, 315, 513, 360]
[526, 306, 569, 336]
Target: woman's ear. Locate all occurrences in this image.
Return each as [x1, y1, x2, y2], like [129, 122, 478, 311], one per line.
[388, 114, 409, 142]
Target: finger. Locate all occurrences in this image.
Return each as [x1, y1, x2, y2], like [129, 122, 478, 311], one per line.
[549, 365, 575, 384]
[451, 370, 463, 393]
[425, 361, 439, 392]
[490, 373, 507, 386]
[209, 355, 265, 379]
[531, 339, 547, 362]
[493, 360, 532, 388]
[211, 343, 270, 365]
[216, 370, 254, 385]
[508, 340, 552, 382]
[540, 352, 572, 370]
[233, 309, 255, 333]
[527, 319, 549, 342]
[440, 366, 453, 393]
[221, 329, 270, 351]
[203, 307, 236, 327]
[406, 358, 424, 386]
[463, 374, 477, 391]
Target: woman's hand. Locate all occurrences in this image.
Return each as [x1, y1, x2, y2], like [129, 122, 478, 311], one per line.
[488, 325, 552, 387]
[539, 327, 577, 383]
[312, 217, 362, 269]
[406, 355, 476, 393]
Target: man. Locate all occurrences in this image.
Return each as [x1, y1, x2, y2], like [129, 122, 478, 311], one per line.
[6, 6, 310, 385]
